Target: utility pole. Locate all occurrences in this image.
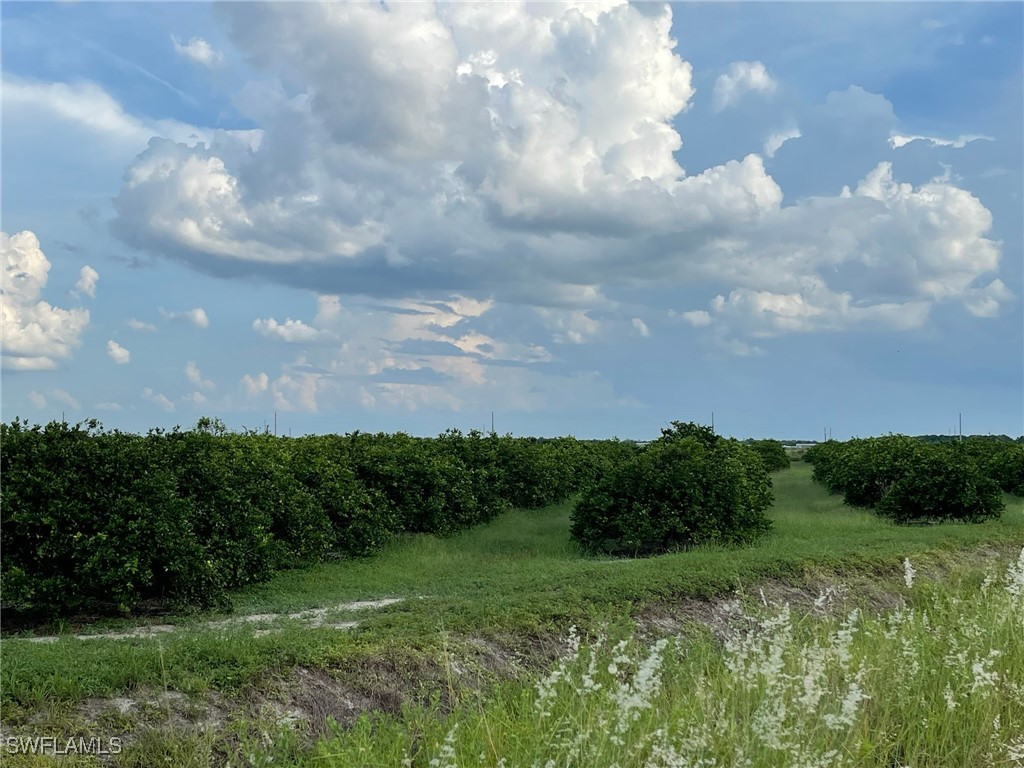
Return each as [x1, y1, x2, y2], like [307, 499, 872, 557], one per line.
[959, 412, 962, 443]
[711, 411, 715, 432]
[491, 411, 495, 434]
[824, 427, 827, 442]
[274, 411, 278, 437]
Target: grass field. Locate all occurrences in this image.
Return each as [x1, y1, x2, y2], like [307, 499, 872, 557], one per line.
[297, 548, 1024, 767]
[2, 464, 1023, 765]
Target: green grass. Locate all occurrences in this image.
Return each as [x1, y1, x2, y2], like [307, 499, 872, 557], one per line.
[287, 549, 1024, 767]
[3, 465, 1022, 711]
[225, 464, 1024, 617]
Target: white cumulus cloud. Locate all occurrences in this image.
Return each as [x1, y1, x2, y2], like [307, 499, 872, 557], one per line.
[182, 391, 208, 406]
[171, 35, 224, 67]
[142, 387, 175, 412]
[185, 360, 215, 390]
[160, 307, 209, 328]
[272, 373, 320, 413]
[536, 308, 601, 345]
[963, 279, 1014, 318]
[127, 318, 157, 332]
[112, 1, 784, 284]
[675, 310, 712, 327]
[764, 128, 802, 158]
[252, 317, 325, 343]
[1, 231, 90, 370]
[106, 340, 130, 364]
[74, 265, 99, 298]
[90, 5, 1011, 363]
[713, 61, 777, 111]
[889, 133, 993, 150]
[242, 372, 270, 397]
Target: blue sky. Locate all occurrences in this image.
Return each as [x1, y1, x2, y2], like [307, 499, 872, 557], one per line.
[2, 1, 1021, 440]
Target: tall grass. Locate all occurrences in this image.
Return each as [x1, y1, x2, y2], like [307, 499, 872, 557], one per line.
[296, 548, 1024, 767]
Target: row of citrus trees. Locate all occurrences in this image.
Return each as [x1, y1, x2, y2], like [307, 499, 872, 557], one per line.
[5, 416, 1016, 618]
[0, 418, 640, 617]
[805, 436, 1023, 523]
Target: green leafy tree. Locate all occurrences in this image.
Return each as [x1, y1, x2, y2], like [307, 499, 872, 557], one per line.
[746, 439, 791, 472]
[571, 429, 773, 556]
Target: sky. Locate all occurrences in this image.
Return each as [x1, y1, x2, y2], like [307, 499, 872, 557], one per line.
[1, 1, 1021, 441]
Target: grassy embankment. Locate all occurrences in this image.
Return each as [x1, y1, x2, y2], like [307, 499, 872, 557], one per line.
[287, 546, 1024, 767]
[1, 464, 1022, 765]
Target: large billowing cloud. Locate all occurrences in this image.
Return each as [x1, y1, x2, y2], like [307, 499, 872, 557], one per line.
[1, 231, 90, 370]
[106, 0, 1009, 357]
[112, 2, 778, 287]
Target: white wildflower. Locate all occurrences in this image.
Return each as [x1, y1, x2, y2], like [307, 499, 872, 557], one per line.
[944, 635, 967, 669]
[797, 644, 828, 714]
[646, 734, 720, 768]
[824, 667, 870, 731]
[580, 634, 605, 694]
[607, 638, 631, 677]
[752, 694, 790, 750]
[832, 609, 860, 668]
[903, 558, 916, 588]
[535, 626, 581, 717]
[813, 585, 846, 611]
[762, 605, 793, 673]
[970, 650, 1001, 694]
[429, 723, 459, 768]
[943, 685, 958, 710]
[883, 607, 912, 640]
[1006, 734, 1024, 762]
[792, 749, 841, 768]
[1006, 547, 1024, 602]
[1009, 681, 1024, 704]
[899, 635, 920, 680]
[980, 572, 996, 595]
[613, 638, 669, 733]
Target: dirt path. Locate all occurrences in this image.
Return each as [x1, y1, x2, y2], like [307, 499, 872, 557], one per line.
[22, 597, 404, 643]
